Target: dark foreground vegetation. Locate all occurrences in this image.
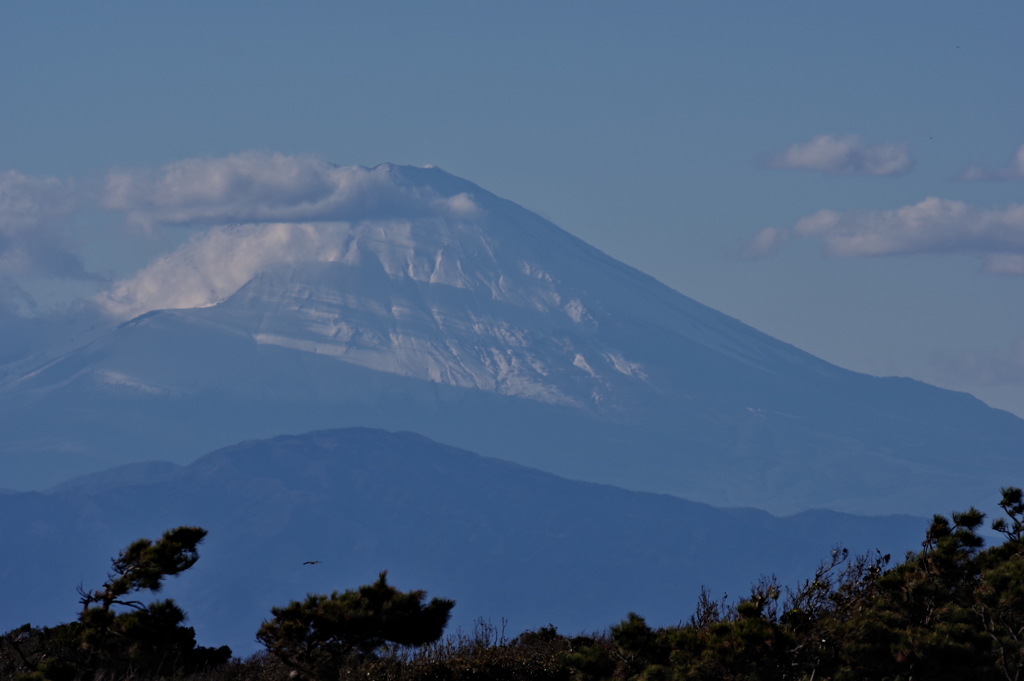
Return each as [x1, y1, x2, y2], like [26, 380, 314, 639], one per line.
[4, 487, 1024, 681]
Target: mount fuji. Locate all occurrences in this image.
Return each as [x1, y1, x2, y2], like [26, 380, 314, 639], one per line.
[1, 162, 1020, 514]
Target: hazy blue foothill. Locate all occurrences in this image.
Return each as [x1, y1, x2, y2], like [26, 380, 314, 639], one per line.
[0, 428, 926, 656]
[0, 165, 1020, 516]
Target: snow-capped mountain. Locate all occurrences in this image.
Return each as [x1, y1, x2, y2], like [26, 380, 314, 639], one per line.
[1, 164, 1021, 514]
[98, 163, 829, 409]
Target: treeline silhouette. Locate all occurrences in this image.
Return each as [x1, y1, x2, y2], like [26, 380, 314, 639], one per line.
[3, 488, 1024, 681]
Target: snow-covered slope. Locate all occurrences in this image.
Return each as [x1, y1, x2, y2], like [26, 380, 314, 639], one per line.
[97, 164, 835, 408]
[1, 164, 1021, 514]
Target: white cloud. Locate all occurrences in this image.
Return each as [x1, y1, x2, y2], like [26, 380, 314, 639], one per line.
[95, 222, 348, 319]
[793, 209, 841, 236]
[0, 171, 87, 281]
[958, 143, 1024, 181]
[94, 153, 490, 320]
[764, 134, 913, 176]
[103, 152, 480, 227]
[740, 227, 789, 260]
[93, 153, 491, 321]
[0, 155, 484, 318]
[0, 172, 114, 364]
[807, 198, 1024, 258]
[742, 197, 1024, 272]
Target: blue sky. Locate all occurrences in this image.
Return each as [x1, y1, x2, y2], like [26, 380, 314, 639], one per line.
[2, 1, 1024, 414]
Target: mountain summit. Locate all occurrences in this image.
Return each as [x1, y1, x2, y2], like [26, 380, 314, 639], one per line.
[101, 163, 824, 410]
[1, 162, 1021, 514]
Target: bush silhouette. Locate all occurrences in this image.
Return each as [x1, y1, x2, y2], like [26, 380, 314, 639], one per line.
[5, 490, 1024, 681]
[257, 571, 454, 680]
[2, 526, 230, 681]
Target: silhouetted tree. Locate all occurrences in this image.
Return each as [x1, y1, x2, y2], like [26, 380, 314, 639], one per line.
[557, 487, 1024, 681]
[257, 571, 454, 680]
[3, 526, 230, 681]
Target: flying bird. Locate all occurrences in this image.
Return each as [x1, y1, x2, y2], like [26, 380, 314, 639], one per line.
[303, 561, 322, 565]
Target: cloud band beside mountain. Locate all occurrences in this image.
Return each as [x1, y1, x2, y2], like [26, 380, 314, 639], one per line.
[764, 134, 913, 177]
[93, 154, 490, 319]
[0, 153, 485, 320]
[94, 223, 357, 319]
[0, 171, 89, 284]
[103, 153, 480, 227]
[744, 197, 1024, 274]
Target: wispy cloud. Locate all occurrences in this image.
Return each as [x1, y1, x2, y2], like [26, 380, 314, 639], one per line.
[743, 197, 1024, 273]
[958, 143, 1024, 181]
[0, 153, 489, 322]
[94, 153, 491, 320]
[764, 134, 913, 177]
[95, 223, 346, 319]
[0, 171, 90, 282]
[740, 227, 789, 260]
[0, 171, 114, 364]
[103, 152, 480, 228]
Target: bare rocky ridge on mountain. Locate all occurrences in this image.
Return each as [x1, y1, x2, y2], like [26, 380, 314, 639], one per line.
[0, 428, 925, 655]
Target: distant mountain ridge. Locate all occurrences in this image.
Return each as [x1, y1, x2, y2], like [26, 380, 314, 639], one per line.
[0, 428, 926, 655]
[0, 164, 1021, 514]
